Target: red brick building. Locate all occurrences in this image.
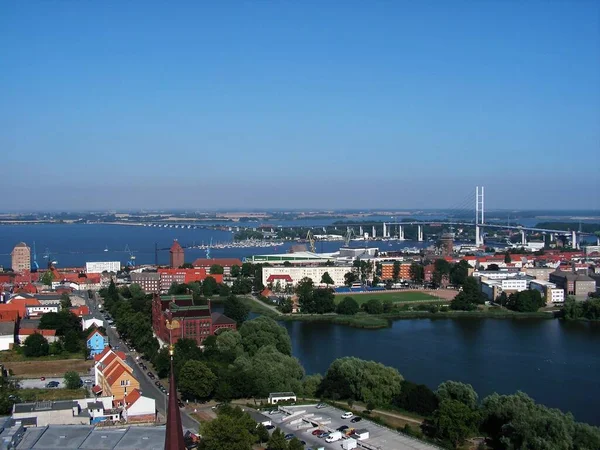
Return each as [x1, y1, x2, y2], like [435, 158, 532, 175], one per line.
[152, 294, 236, 347]
[192, 258, 243, 276]
[169, 240, 185, 269]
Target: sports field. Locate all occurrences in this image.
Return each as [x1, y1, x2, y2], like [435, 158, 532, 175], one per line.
[334, 290, 442, 305]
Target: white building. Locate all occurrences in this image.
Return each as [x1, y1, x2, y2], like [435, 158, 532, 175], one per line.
[86, 261, 121, 273]
[82, 316, 104, 330]
[0, 322, 16, 351]
[529, 280, 565, 304]
[26, 303, 60, 317]
[262, 266, 352, 287]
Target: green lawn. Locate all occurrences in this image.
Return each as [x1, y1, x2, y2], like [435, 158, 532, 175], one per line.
[334, 291, 440, 305]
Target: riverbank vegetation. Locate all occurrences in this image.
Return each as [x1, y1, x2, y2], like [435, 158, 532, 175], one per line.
[563, 297, 600, 321]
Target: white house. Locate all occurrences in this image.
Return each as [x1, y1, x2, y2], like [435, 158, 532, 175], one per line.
[26, 303, 60, 318]
[82, 316, 104, 330]
[0, 322, 16, 351]
[121, 389, 156, 423]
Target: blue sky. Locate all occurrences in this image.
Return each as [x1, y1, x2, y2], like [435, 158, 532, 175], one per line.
[1, 1, 599, 211]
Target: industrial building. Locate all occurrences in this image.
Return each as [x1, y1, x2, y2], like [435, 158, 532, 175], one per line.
[549, 270, 596, 301]
[85, 261, 121, 273]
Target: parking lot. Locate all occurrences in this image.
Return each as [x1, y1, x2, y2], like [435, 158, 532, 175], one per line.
[263, 404, 440, 450]
[18, 376, 94, 390]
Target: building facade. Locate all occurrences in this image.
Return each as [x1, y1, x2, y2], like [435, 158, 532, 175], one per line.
[380, 263, 411, 281]
[191, 258, 243, 276]
[11, 242, 31, 272]
[86, 261, 121, 273]
[157, 268, 222, 292]
[261, 266, 352, 287]
[130, 272, 161, 294]
[87, 329, 108, 356]
[169, 240, 184, 269]
[549, 270, 596, 300]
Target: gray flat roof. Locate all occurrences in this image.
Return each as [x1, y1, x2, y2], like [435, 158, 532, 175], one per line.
[16, 426, 166, 450]
[14, 401, 75, 414]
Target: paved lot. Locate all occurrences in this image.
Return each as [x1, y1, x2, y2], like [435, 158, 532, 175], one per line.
[265, 404, 440, 450]
[18, 376, 94, 389]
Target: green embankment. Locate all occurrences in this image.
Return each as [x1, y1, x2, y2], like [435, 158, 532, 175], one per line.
[334, 291, 442, 305]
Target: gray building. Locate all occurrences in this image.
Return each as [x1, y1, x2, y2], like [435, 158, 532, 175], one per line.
[129, 272, 160, 294]
[12, 401, 90, 427]
[549, 270, 596, 300]
[14, 425, 166, 450]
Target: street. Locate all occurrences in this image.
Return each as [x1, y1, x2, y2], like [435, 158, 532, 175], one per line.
[87, 291, 201, 432]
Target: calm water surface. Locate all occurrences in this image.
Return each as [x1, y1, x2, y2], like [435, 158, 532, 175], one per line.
[282, 318, 600, 425]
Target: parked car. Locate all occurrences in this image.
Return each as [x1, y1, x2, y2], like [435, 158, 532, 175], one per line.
[337, 425, 349, 432]
[177, 399, 184, 408]
[147, 372, 155, 379]
[316, 403, 327, 409]
[155, 381, 162, 387]
[317, 432, 329, 439]
[350, 416, 362, 423]
[46, 381, 59, 388]
[265, 425, 275, 430]
[84, 379, 93, 385]
[341, 412, 353, 419]
[311, 429, 323, 436]
[284, 433, 295, 440]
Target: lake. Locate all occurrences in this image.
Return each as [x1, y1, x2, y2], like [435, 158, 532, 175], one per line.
[281, 318, 600, 426]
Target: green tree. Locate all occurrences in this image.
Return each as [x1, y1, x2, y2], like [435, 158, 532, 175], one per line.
[202, 276, 219, 296]
[431, 399, 480, 448]
[312, 288, 336, 314]
[505, 290, 546, 312]
[321, 272, 334, 287]
[209, 264, 224, 275]
[63, 371, 82, 389]
[450, 260, 470, 287]
[23, 333, 49, 357]
[450, 277, 485, 311]
[234, 345, 304, 398]
[296, 277, 315, 313]
[288, 438, 304, 450]
[504, 252, 512, 264]
[215, 330, 244, 359]
[336, 297, 359, 315]
[62, 330, 82, 353]
[230, 265, 241, 278]
[239, 317, 292, 356]
[232, 277, 253, 295]
[267, 428, 288, 450]
[409, 262, 425, 284]
[432, 259, 452, 286]
[179, 262, 194, 268]
[60, 293, 72, 309]
[278, 298, 293, 314]
[301, 374, 323, 398]
[40, 270, 54, 286]
[362, 298, 383, 314]
[218, 283, 231, 297]
[319, 356, 403, 407]
[199, 413, 255, 450]
[256, 424, 270, 445]
[436, 381, 479, 410]
[392, 261, 401, 282]
[223, 295, 250, 326]
[394, 380, 439, 416]
[487, 263, 500, 271]
[178, 360, 217, 400]
[344, 271, 358, 286]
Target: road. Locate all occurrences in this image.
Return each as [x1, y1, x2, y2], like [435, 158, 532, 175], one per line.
[86, 291, 201, 432]
[18, 376, 94, 389]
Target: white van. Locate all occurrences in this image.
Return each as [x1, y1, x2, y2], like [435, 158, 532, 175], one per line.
[325, 431, 343, 442]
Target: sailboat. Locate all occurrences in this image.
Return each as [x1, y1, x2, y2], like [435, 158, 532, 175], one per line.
[104, 245, 109, 252]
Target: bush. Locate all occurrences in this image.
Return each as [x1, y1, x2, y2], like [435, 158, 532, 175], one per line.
[362, 299, 383, 314]
[23, 333, 49, 357]
[64, 371, 82, 389]
[336, 297, 359, 315]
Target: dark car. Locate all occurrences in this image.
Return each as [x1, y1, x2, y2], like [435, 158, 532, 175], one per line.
[317, 432, 329, 438]
[337, 425, 349, 432]
[155, 381, 162, 387]
[46, 381, 59, 388]
[311, 429, 322, 436]
[147, 372, 155, 379]
[177, 399, 184, 408]
[284, 433, 294, 440]
[351, 417, 362, 423]
[266, 425, 275, 430]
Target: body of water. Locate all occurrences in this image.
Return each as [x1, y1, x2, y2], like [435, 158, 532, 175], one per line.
[281, 318, 600, 426]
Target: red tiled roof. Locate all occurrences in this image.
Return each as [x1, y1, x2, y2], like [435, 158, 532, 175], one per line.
[261, 288, 273, 297]
[106, 364, 130, 386]
[124, 388, 142, 409]
[87, 329, 105, 341]
[19, 328, 56, 337]
[170, 240, 183, 252]
[116, 351, 126, 360]
[15, 283, 38, 294]
[0, 310, 19, 322]
[266, 274, 293, 282]
[70, 306, 90, 317]
[192, 258, 243, 268]
[92, 385, 103, 394]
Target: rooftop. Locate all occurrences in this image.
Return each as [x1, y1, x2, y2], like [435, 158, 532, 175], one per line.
[14, 400, 76, 414]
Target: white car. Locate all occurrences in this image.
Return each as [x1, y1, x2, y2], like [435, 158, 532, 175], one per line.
[341, 412, 353, 419]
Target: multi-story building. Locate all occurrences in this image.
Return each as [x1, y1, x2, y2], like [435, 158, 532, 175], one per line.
[192, 258, 243, 276]
[549, 270, 596, 300]
[11, 242, 31, 272]
[380, 263, 412, 281]
[529, 280, 565, 304]
[94, 348, 140, 400]
[130, 272, 161, 294]
[261, 266, 352, 287]
[86, 261, 121, 273]
[157, 268, 223, 292]
[169, 240, 184, 269]
[152, 294, 236, 347]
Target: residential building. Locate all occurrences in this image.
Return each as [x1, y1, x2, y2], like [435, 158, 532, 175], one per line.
[82, 315, 103, 330]
[262, 266, 352, 287]
[192, 258, 243, 276]
[529, 280, 565, 304]
[381, 262, 412, 281]
[18, 328, 58, 344]
[523, 267, 556, 282]
[70, 305, 90, 317]
[11, 243, 31, 272]
[152, 294, 236, 347]
[480, 277, 530, 300]
[87, 329, 109, 356]
[130, 272, 160, 294]
[121, 389, 156, 423]
[25, 302, 60, 318]
[157, 268, 223, 292]
[549, 270, 596, 300]
[86, 261, 121, 273]
[169, 240, 184, 269]
[0, 321, 16, 351]
[94, 348, 139, 400]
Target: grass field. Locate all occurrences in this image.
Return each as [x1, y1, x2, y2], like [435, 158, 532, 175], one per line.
[5, 359, 93, 378]
[18, 388, 87, 402]
[334, 291, 442, 305]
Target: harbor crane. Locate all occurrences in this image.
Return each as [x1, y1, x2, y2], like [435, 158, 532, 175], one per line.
[306, 230, 316, 253]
